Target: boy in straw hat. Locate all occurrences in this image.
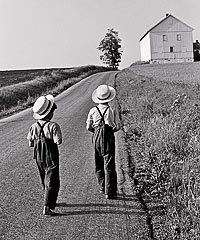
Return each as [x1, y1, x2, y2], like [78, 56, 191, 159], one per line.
[86, 84, 120, 199]
[27, 94, 62, 215]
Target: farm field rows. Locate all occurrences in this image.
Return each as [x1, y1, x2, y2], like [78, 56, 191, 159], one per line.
[0, 67, 81, 88]
[115, 62, 200, 239]
[0, 65, 109, 119]
[0, 69, 49, 88]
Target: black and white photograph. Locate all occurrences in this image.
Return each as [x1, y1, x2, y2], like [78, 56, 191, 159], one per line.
[0, 0, 200, 239]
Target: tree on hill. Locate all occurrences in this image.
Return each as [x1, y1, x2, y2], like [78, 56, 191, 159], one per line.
[97, 28, 123, 70]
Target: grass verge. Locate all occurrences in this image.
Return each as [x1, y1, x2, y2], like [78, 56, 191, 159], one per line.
[115, 63, 200, 239]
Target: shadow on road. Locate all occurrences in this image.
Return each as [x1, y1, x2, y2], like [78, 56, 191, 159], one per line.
[52, 209, 144, 217]
[53, 194, 146, 217]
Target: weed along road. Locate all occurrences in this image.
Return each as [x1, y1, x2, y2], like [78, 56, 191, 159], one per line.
[0, 72, 150, 240]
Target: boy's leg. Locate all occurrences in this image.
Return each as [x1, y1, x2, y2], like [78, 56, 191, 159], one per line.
[104, 134, 117, 196]
[44, 166, 60, 210]
[93, 129, 105, 192]
[36, 161, 45, 189]
[94, 150, 105, 192]
[104, 151, 117, 196]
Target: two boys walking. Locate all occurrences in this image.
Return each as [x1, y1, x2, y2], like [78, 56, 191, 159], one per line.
[27, 84, 120, 216]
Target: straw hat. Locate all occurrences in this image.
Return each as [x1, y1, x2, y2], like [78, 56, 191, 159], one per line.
[33, 94, 55, 120]
[92, 84, 116, 103]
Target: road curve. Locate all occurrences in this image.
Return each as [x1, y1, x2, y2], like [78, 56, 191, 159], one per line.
[0, 72, 150, 240]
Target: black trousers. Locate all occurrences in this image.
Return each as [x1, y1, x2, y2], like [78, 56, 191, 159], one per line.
[36, 162, 60, 210]
[93, 127, 117, 195]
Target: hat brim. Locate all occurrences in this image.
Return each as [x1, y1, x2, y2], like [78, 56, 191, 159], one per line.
[33, 94, 55, 120]
[92, 86, 116, 103]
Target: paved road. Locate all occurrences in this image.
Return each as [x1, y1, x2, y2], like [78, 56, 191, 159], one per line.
[0, 72, 150, 240]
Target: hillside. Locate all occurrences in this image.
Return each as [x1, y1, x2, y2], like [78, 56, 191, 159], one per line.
[115, 62, 200, 239]
[0, 65, 110, 119]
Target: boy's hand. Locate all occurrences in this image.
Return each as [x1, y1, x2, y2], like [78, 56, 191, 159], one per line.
[28, 141, 34, 147]
[87, 126, 94, 133]
[113, 123, 121, 132]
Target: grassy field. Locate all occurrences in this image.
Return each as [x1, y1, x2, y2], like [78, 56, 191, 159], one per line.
[115, 62, 200, 239]
[0, 65, 110, 119]
[129, 61, 200, 84]
[0, 69, 53, 88]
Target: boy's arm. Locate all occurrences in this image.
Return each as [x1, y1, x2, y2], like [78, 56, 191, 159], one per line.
[86, 109, 94, 133]
[113, 109, 121, 132]
[53, 123, 62, 145]
[27, 126, 34, 147]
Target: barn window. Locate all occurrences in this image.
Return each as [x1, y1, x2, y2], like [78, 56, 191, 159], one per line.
[177, 34, 181, 41]
[170, 46, 174, 52]
[162, 35, 167, 41]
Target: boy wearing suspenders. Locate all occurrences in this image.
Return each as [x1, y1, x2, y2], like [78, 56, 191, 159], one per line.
[27, 94, 62, 215]
[86, 84, 120, 199]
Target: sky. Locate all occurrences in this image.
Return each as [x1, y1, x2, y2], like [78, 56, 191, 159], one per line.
[0, 0, 199, 70]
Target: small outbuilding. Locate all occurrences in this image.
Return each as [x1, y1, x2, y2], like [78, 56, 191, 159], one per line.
[140, 14, 194, 64]
[193, 40, 200, 61]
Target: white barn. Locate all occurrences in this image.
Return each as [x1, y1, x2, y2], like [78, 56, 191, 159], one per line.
[140, 14, 194, 63]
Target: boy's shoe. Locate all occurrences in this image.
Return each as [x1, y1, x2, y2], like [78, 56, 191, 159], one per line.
[99, 188, 105, 194]
[43, 206, 56, 216]
[105, 194, 117, 199]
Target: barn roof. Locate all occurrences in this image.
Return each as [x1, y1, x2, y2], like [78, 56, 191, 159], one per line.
[140, 14, 194, 42]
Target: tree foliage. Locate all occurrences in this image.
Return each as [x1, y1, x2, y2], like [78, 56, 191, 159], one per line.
[97, 28, 123, 70]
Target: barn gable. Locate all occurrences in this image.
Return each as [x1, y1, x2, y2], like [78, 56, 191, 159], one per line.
[140, 14, 194, 42]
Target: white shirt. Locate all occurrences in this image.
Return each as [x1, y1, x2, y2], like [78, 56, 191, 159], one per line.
[27, 120, 62, 145]
[86, 103, 120, 131]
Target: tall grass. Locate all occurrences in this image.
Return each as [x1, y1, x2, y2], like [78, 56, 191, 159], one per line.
[0, 65, 110, 118]
[115, 64, 200, 239]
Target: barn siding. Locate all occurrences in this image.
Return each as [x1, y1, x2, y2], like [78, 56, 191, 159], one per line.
[140, 15, 194, 63]
[150, 31, 193, 63]
[140, 33, 151, 61]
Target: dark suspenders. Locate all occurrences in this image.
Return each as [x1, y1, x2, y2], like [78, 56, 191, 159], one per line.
[37, 121, 49, 137]
[96, 106, 109, 124]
